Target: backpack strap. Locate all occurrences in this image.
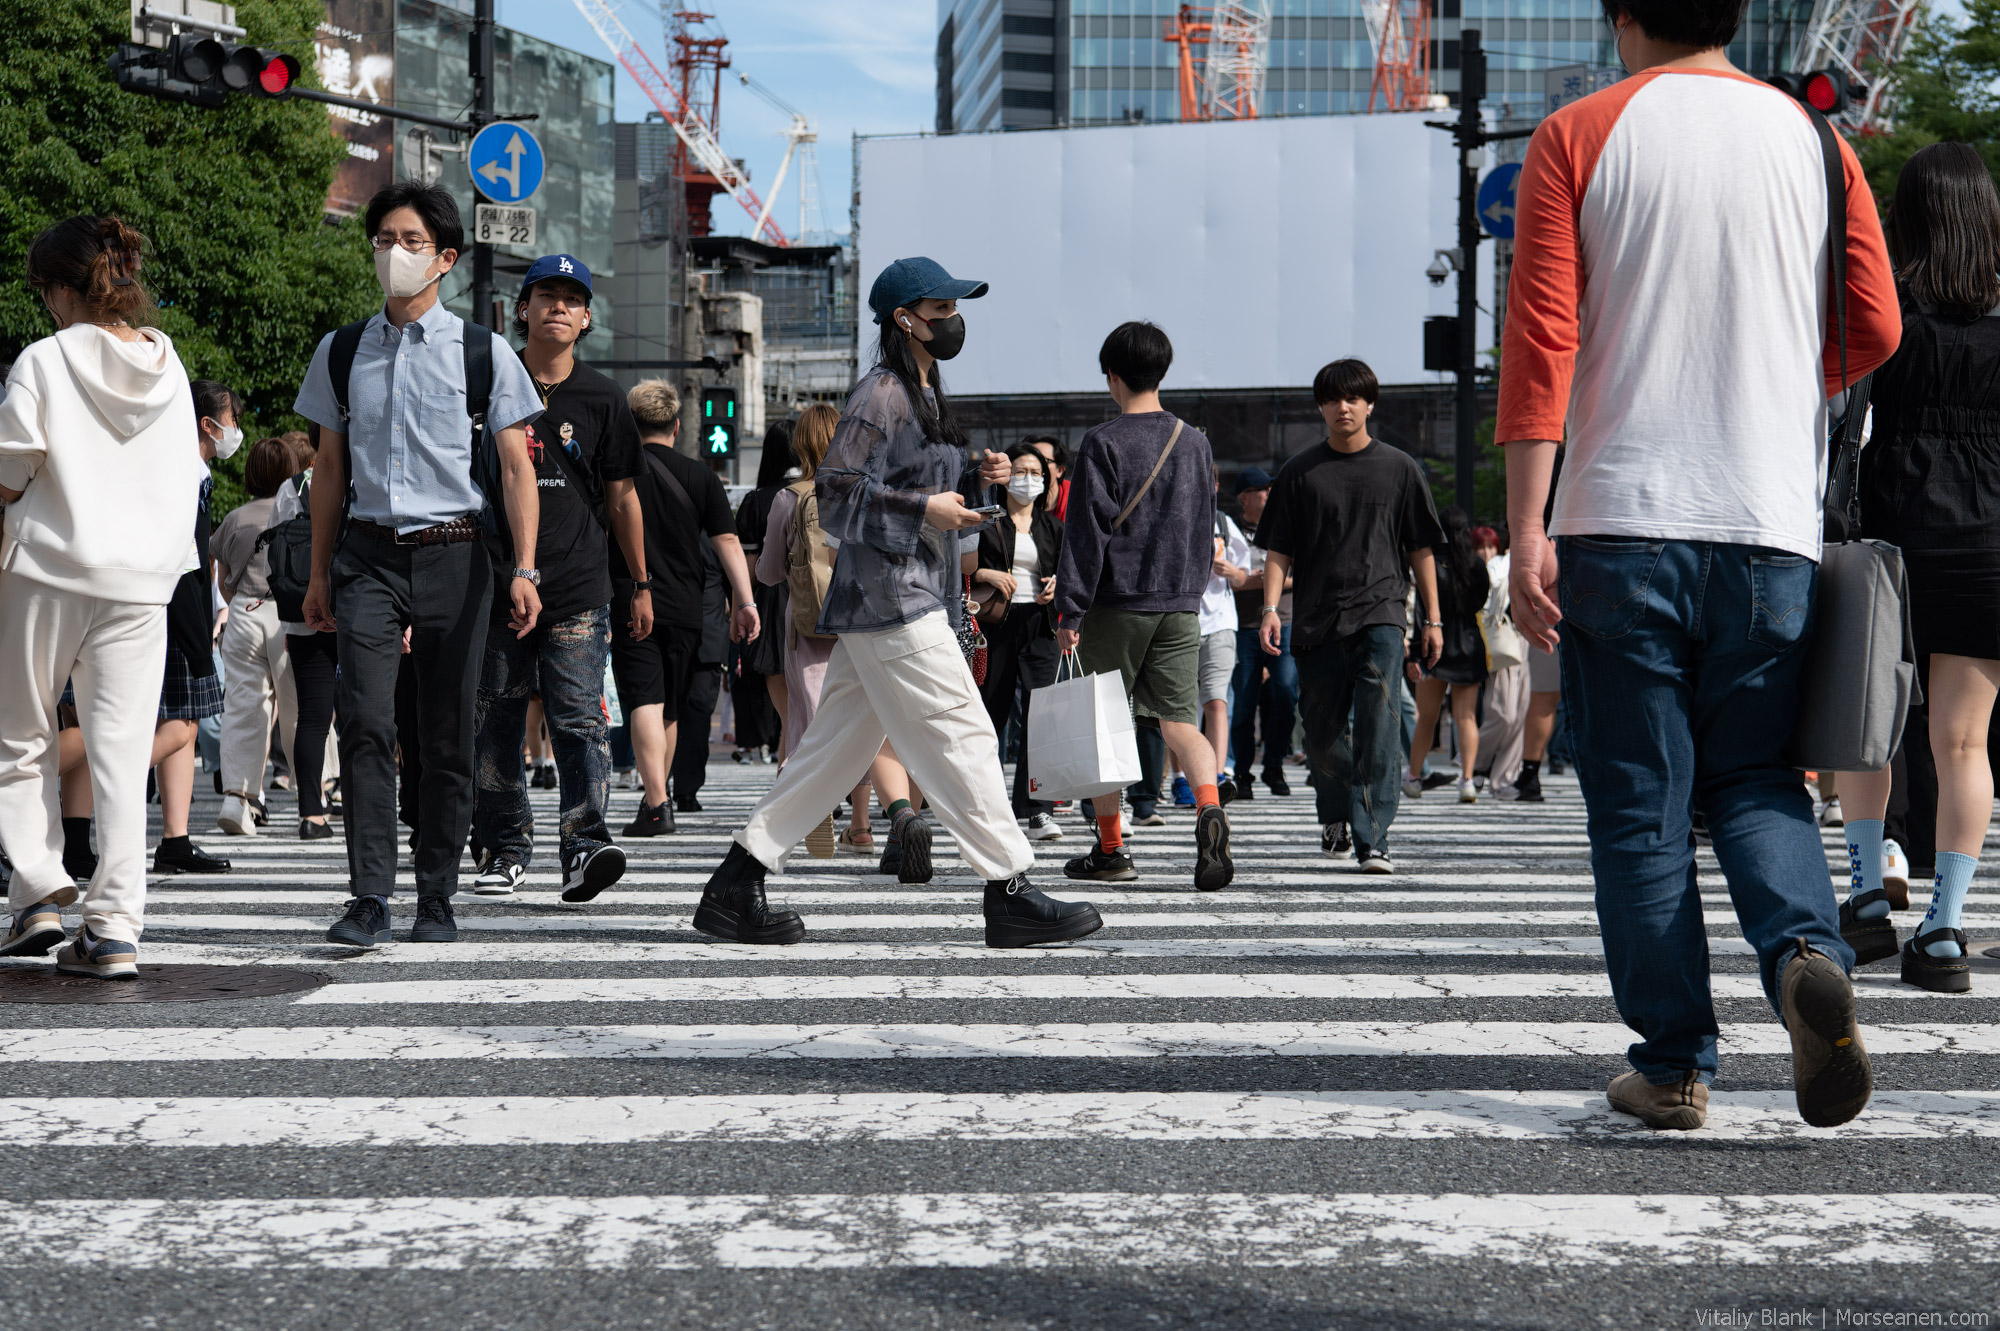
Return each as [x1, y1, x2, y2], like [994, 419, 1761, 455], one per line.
[328, 319, 368, 426]
[462, 320, 493, 429]
[1809, 108, 1862, 542]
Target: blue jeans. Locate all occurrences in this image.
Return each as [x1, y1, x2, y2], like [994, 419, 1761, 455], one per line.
[1558, 536, 1851, 1084]
[473, 604, 614, 869]
[1296, 624, 1408, 855]
[1228, 625, 1299, 778]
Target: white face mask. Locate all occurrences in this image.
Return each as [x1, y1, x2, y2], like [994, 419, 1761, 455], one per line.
[375, 245, 440, 299]
[209, 422, 244, 461]
[1008, 475, 1045, 505]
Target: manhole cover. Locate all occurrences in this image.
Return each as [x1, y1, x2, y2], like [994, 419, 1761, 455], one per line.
[0, 964, 329, 1004]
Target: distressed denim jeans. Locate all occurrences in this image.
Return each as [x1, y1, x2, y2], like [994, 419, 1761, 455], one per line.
[1558, 536, 1851, 1084]
[1296, 624, 1408, 857]
[473, 603, 614, 869]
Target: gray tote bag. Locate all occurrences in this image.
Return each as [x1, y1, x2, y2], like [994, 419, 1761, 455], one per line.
[1785, 110, 1919, 773]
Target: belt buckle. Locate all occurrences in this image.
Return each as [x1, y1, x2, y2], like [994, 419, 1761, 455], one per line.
[393, 524, 418, 546]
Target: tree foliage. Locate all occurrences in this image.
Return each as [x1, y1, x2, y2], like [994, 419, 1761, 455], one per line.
[1853, 0, 2000, 207]
[0, 0, 378, 511]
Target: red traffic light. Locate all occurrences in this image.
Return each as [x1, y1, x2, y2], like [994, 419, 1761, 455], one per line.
[257, 52, 300, 95]
[220, 46, 300, 96]
[1803, 70, 1842, 113]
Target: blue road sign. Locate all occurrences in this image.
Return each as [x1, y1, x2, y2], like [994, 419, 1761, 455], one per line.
[468, 123, 545, 204]
[1478, 162, 1522, 239]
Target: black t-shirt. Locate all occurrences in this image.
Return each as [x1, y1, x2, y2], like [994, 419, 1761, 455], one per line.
[496, 360, 642, 626]
[612, 442, 736, 629]
[1254, 439, 1444, 653]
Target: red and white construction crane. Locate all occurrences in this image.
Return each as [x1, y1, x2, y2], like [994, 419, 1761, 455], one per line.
[1160, 3, 1271, 122]
[1359, 0, 1434, 113]
[569, 0, 789, 246]
[1793, 0, 1921, 132]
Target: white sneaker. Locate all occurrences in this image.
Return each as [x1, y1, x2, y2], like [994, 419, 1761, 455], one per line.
[1882, 838, 1911, 908]
[216, 794, 259, 837]
[1819, 796, 1845, 828]
[1025, 813, 1064, 841]
[473, 859, 524, 896]
[1401, 776, 1424, 799]
[1457, 779, 1477, 805]
[614, 770, 638, 791]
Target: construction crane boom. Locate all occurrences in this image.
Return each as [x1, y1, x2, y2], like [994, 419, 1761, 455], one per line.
[739, 71, 823, 244]
[1360, 0, 1433, 113]
[1161, 3, 1270, 122]
[569, 0, 789, 245]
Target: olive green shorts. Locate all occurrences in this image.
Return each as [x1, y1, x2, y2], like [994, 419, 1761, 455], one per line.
[1076, 608, 1201, 727]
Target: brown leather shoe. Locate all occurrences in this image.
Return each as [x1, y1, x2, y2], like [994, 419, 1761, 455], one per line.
[1607, 1070, 1708, 1130]
[1781, 937, 1874, 1127]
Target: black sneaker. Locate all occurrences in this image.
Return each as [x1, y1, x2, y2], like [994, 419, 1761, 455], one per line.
[674, 795, 703, 813]
[891, 810, 933, 885]
[410, 894, 458, 943]
[1233, 775, 1254, 802]
[1263, 771, 1291, 797]
[876, 836, 903, 879]
[299, 819, 333, 841]
[1064, 843, 1137, 882]
[153, 839, 230, 874]
[1217, 778, 1238, 806]
[1194, 804, 1233, 891]
[1420, 770, 1455, 791]
[985, 874, 1104, 948]
[692, 842, 805, 944]
[1780, 938, 1873, 1127]
[1838, 890, 1899, 966]
[473, 857, 526, 897]
[623, 802, 675, 837]
[327, 895, 392, 949]
[1514, 763, 1545, 803]
[560, 843, 627, 903]
[1322, 823, 1351, 858]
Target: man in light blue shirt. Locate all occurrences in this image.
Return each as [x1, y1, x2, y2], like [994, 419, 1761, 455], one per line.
[292, 182, 543, 948]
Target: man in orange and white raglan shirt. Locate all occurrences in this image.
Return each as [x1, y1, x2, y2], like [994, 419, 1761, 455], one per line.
[1498, 0, 1900, 1134]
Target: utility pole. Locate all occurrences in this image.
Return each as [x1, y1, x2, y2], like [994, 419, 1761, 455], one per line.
[1427, 29, 1533, 517]
[470, 0, 496, 331]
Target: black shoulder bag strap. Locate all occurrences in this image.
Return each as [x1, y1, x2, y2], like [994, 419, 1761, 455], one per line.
[644, 446, 702, 523]
[1809, 108, 1867, 543]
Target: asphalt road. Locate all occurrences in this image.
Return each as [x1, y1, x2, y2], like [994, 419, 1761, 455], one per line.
[4, 752, 1997, 1330]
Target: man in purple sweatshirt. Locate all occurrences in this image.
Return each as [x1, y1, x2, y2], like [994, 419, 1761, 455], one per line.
[1054, 321, 1233, 892]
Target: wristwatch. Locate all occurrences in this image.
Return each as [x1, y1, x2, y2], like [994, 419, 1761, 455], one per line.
[630, 577, 655, 593]
[512, 567, 540, 586]
[1260, 605, 1281, 617]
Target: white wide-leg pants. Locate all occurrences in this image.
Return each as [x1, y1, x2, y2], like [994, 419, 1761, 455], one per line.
[218, 593, 297, 798]
[0, 575, 166, 941]
[738, 611, 1034, 882]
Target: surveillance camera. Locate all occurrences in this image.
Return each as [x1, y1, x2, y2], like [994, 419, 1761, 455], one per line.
[1426, 257, 1451, 286]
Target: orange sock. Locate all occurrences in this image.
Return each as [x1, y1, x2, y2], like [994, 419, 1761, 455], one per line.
[1096, 814, 1123, 851]
[1195, 783, 1220, 809]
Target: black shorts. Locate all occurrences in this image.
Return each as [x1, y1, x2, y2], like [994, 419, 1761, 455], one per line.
[610, 620, 699, 712]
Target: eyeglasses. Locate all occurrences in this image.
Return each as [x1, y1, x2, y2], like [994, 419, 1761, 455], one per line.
[370, 234, 439, 254]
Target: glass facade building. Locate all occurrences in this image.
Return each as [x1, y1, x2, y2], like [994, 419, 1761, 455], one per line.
[937, 0, 1814, 132]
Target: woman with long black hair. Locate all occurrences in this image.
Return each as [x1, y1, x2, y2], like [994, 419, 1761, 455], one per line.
[1836, 143, 2000, 994]
[693, 256, 1102, 948]
[734, 418, 794, 760]
[1405, 504, 1490, 804]
[974, 440, 1064, 838]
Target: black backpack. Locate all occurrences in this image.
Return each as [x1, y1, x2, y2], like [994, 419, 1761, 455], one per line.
[303, 315, 502, 538]
[258, 472, 316, 624]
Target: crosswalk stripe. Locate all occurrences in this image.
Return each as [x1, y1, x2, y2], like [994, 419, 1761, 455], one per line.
[286, 972, 1956, 1005]
[6, 1192, 1996, 1267]
[8, 1090, 1999, 1146]
[6, 1022, 1995, 1063]
[136, 888, 1998, 906]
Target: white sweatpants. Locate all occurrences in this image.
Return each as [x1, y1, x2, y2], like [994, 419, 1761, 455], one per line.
[1477, 662, 1531, 791]
[0, 575, 166, 941]
[738, 611, 1033, 882]
[218, 593, 297, 797]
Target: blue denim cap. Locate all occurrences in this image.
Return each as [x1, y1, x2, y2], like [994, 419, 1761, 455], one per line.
[520, 253, 592, 298]
[867, 256, 988, 323]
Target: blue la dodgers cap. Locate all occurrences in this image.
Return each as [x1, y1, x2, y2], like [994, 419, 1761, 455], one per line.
[520, 253, 592, 298]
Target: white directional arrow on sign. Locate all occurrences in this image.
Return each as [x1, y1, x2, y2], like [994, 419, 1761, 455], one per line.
[477, 131, 527, 198]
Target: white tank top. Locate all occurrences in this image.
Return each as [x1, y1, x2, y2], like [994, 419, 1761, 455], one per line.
[1010, 526, 1039, 603]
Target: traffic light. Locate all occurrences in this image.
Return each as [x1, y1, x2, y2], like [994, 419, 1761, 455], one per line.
[1766, 69, 1862, 116]
[699, 387, 738, 459]
[1424, 317, 1460, 373]
[109, 36, 300, 109]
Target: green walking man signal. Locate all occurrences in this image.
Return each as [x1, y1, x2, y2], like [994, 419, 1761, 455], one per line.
[700, 386, 738, 459]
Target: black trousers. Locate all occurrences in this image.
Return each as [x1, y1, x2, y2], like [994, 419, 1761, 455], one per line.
[979, 603, 1060, 815]
[331, 532, 493, 898]
[672, 662, 723, 801]
[285, 631, 338, 819]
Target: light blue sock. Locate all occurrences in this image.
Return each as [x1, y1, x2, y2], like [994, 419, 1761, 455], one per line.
[1921, 852, 1975, 957]
[1844, 820, 1889, 918]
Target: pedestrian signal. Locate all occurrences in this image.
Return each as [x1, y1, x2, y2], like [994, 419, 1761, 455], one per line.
[700, 387, 738, 459]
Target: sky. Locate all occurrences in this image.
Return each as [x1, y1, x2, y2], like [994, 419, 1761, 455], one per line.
[492, 0, 939, 242]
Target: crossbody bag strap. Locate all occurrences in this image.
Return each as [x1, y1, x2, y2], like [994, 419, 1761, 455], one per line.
[1809, 108, 1862, 539]
[645, 446, 701, 522]
[1111, 417, 1184, 531]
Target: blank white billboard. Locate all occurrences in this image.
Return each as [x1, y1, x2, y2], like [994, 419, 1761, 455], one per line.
[857, 113, 1487, 396]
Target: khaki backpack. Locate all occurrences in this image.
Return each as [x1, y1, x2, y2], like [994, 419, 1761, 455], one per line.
[786, 478, 836, 641]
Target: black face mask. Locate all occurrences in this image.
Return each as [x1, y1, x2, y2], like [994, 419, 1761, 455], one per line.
[912, 312, 966, 360]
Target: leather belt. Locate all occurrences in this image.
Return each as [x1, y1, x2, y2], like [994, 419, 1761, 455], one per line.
[349, 517, 483, 547]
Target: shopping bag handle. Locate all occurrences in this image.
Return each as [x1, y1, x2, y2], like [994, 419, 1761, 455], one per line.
[1055, 647, 1084, 683]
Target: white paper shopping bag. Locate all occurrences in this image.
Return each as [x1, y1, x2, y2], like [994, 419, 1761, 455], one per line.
[1025, 652, 1142, 801]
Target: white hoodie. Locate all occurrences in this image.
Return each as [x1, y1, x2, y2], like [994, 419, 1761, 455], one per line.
[0, 324, 207, 604]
